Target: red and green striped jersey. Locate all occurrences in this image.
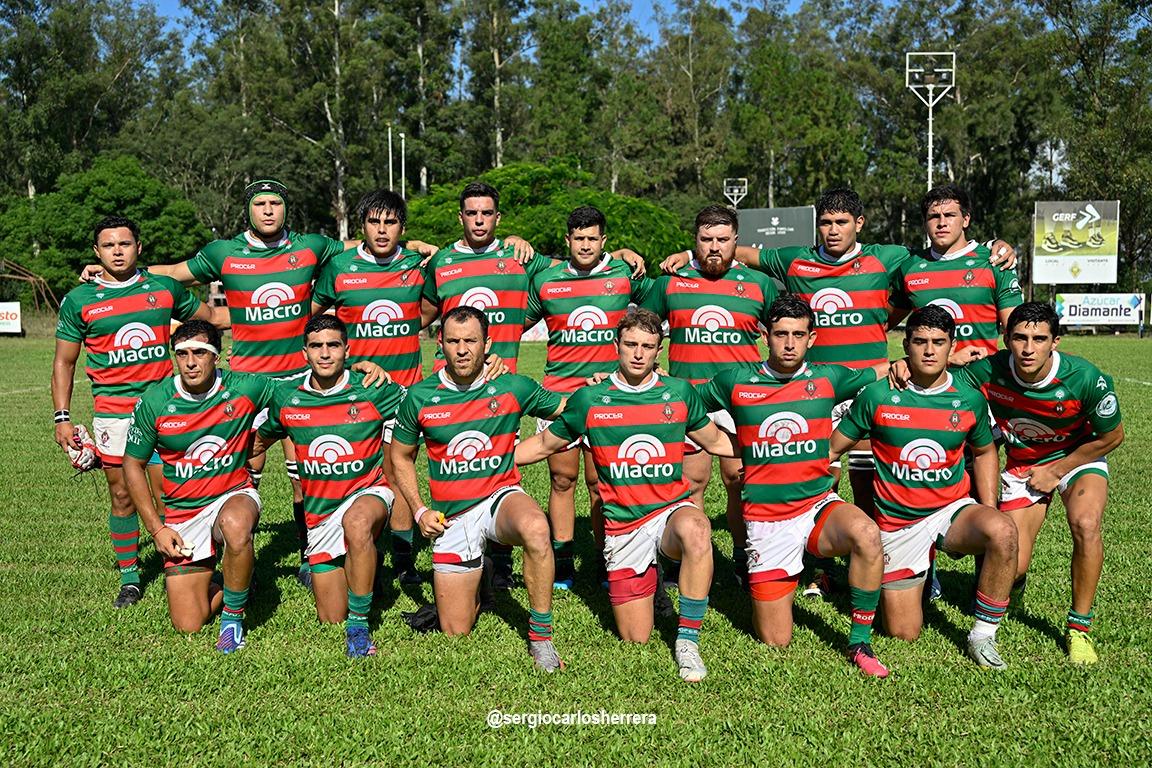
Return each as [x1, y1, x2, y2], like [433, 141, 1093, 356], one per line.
[757, 244, 910, 368]
[953, 350, 1121, 471]
[313, 244, 427, 386]
[549, 373, 710, 535]
[698, 362, 876, 522]
[124, 370, 275, 522]
[186, 231, 345, 376]
[258, 371, 405, 527]
[640, 261, 779, 384]
[422, 239, 552, 372]
[56, 271, 202, 418]
[891, 241, 1023, 356]
[392, 371, 562, 518]
[837, 374, 994, 531]
[525, 256, 654, 393]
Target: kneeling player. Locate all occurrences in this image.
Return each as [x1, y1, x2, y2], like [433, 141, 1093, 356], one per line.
[253, 315, 405, 657]
[390, 306, 565, 671]
[123, 320, 274, 652]
[516, 309, 738, 682]
[953, 302, 1124, 664]
[831, 305, 1019, 669]
[697, 296, 890, 677]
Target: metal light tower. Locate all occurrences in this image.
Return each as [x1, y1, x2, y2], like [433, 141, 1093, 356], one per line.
[906, 52, 955, 190]
[399, 132, 406, 199]
[387, 123, 394, 190]
[723, 178, 748, 208]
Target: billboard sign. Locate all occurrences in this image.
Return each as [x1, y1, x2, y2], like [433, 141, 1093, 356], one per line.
[1054, 293, 1144, 326]
[737, 207, 816, 250]
[0, 302, 21, 334]
[1032, 200, 1120, 284]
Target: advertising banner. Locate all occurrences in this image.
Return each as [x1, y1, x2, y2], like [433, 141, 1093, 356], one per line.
[1054, 293, 1144, 325]
[737, 207, 816, 250]
[1032, 201, 1120, 284]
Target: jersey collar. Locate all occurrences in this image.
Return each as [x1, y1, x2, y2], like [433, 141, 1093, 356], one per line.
[907, 371, 953, 395]
[566, 254, 613, 276]
[817, 242, 862, 264]
[437, 367, 490, 392]
[929, 239, 979, 261]
[357, 243, 401, 264]
[452, 239, 502, 255]
[174, 371, 224, 402]
[302, 370, 350, 396]
[244, 231, 291, 250]
[609, 370, 659, 392]
[1010, 350, 1061, 389]
[760, 361, 809, 380]
[94, 270, 144, 289]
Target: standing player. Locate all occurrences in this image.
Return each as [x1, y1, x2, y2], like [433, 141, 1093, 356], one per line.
[831, 306, 1019, 669]
[53, 216, 222, 607]
[524, 205, 654, 588]
[639, 204, 779, 587]
[889, 184, 1023, 363]
[515, 309, 738, 682]
[122, 320, 274, 652]
[951, 302, 1123, 664]
[390, 307, 565, 672]
[697, 296, 890, 677]
[312, 189, 432, 586]
[253, 315, 406, 657]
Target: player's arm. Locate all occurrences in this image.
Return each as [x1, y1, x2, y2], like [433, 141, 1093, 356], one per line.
[514, 429, 572, 466]
[610, 248, 647, 278]
[969, 439, 1001, 507]
[657, 245, 759, 274]
[122, 455, 180, 554]
[886, 305, 911, 331]
[80, 260, 198, 285]
[828, 428, 857, 463]
[687, 421, 739, 458]
[1026, 423, 1124, 495]
[985, 239, 1016, 270]
[51, 340, 81, 451]
[389, 438, 447, 538]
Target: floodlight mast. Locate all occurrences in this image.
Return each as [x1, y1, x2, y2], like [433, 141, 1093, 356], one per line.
[723, 178, 748, 208]
[906, 52, 956, 190]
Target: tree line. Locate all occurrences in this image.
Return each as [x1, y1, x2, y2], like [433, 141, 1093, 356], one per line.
[1, 0, 1150, 302]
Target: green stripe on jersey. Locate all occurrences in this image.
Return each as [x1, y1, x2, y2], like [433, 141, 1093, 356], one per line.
[259, 371, 405, 522]
[56, 271, 201, 418]
[185, 231, 345, 376]
[125, 370, 275, 519]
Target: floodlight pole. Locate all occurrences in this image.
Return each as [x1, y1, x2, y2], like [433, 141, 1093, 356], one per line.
[906, 52, 955, 192]
[388, 123, 394, 190]
[399, 132, 407, 198]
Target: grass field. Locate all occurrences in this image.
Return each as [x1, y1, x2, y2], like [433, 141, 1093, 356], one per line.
[2, 319, 1150, 766]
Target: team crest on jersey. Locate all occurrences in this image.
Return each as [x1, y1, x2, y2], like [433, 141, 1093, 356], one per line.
[291, 397, 300, 405]
[431, 396, 441, 404]
[167, 405, 177, 413]
[496, 260, 507, 273]
[147, 293, 157, 306]
[662, 404, 675, 422]
[401, 270, 411, 284]
[488, 398, 500, 414]
[348, 405, 360, 420]
[602, 396, 612, 404]
[804, 381, 818, 399]
[603, 280, 615, 294]
[224, 402, 235, 416]
[735, 282, 745, 295]
[661, 392, 671, 401]
[852, 260, 862, 271]
[949, 411, 962, 430]
[963, 270, 975, 284]
[1055, 389, 1066, 400]
[1055, 401, 1066, 415]
[288, 254, 299, 267]
[891, 395, 901, 404]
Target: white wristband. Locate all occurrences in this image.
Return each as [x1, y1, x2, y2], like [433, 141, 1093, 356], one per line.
[414, 505, 429, 524]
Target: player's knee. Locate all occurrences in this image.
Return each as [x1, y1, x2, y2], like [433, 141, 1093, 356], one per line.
[109, 486, 134, 514]
[1067, 510, 1102, 542]
[518, 513, 552, 553]
[171, 613, 207, 634]
[678, 516, 713, 560]
[850, 521, 882, 559]
[218, 514, 253, 549]
[755, 622, 792, 648]
[342, 508, 376, 546]
[987, 515, 1019, 557]
[549, 470, 577, 494]
[889, 625, 921, 642]
[619, 627, 652, 644]
[316, 606, 344, 625]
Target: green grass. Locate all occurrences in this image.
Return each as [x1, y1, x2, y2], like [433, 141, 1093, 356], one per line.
[2, 327, 1150, 766]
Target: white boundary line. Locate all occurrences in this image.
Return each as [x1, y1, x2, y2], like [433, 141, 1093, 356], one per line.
[1119, 377, 1152, 387]
[0, 378, 82, 397]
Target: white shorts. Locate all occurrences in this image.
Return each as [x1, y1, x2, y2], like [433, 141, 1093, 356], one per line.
[603, 500, 696, 580]
[686, 409, 736, 452]
[1000, 460, 1109, 512]
[307, 486, 394, 566]
[165, 487, 261, 569]
[432, 485, 524, 574]
[537, 418, 584, 450]
[880, 497, 975, 587]
[746, 492, 842, 583]
[92, 416, 129, 462]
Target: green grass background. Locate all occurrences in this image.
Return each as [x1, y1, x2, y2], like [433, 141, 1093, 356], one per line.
[2, 317, 1150, 766]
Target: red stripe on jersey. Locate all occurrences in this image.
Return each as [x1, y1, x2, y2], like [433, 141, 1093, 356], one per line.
[85, 322, 172, 354]
[80, 292, 176, 324]
[221, 249, 318, 276]
[281, 402, 384, 429]
[431, 470, 522, 508]
[87, 359, 171, 387]
[982, 382, 1083, 421]
[873, 405, 978, 433]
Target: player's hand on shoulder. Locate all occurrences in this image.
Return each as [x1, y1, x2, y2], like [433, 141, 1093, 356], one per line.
[585, 371, 610, 386]
[948, 347, 986, 367]
[505, 235, 536, 263]
[405, 239, 439, 262]
[483, 354, 509, 380]
[612, 248, 647, 278]
[987, 239, 1017, 270]
[416, 507, 448, 539]
[80, 264, 105, 283]
[888, 358, 912, 390]
[351, 361, 392, 387]
[658, 250, 691, 274]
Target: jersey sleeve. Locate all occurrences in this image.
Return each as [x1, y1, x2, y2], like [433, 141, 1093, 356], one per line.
[54, 294, 85, 343]
[888, 260, 914, 310]
[370, 380, 407, 422]
[168, 279, 202, 321]
[548, 388, 589, 444]
[524, 277, 544, 327]
[965, 390, 995, 448]
[951, 356, 993, 390]
[256, 387, 288, 443]
[637, 275, 669, 317]
[515, 375, 564, 419]
[682, 382, 712, 432]
[994, 266, 1024, 310]
[830, 365, 879, 402]
[124, 396, 159, 460]
[629, 274, 656, 304]
[524, 250, 553, 279]
[837, 387, 876, 442]
[185, 240, 225, 284]
[755, 274, 780, 324]
[1084, 371, 1122, 434]
[756, 247, 791, 281]
[314, 235, 346, 268]
[391, 386, 423, 445]
[312, 260, 338, 308]
[421, 252, 448, 306]
[695, 370, 733, 413]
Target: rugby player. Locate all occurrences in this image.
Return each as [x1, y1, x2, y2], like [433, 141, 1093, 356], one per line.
[639, 204, 779, 588]
[524, 205, 655, 589]
[952, 302, 1124, 664]
[252, 315, 405, 657]
[697, 296, 890, 677]
[831, 305, 1019, 669]
[390, 306, 565, 672]
[515, 308, 738, 682]
[122, 320, 273, 652]
[53, 216, 223, 607]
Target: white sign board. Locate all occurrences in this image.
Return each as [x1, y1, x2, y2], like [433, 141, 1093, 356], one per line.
[0, 302, 21, 334]
[1055, 293, 1144, 325]
[1032, 200, 1120, 284]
